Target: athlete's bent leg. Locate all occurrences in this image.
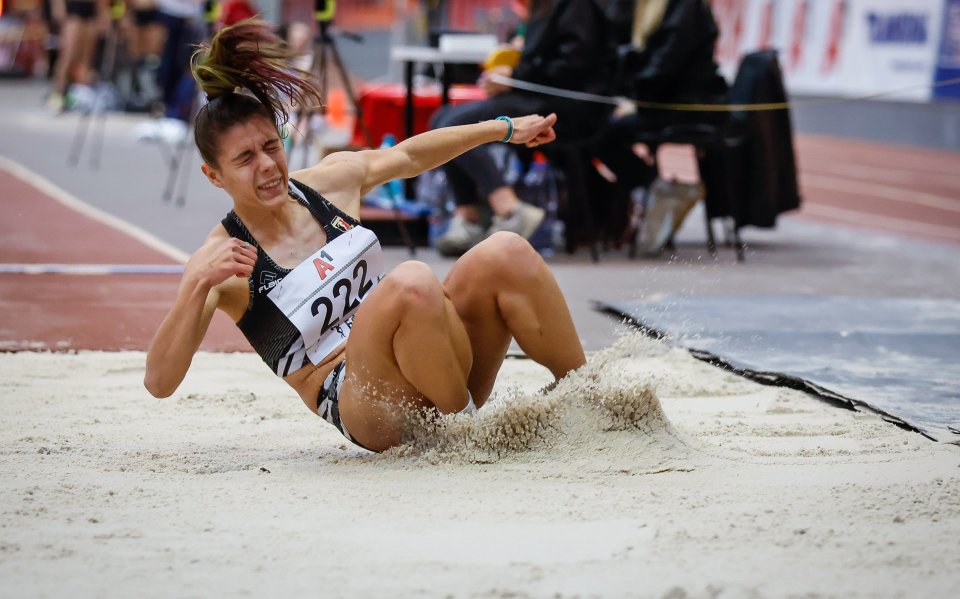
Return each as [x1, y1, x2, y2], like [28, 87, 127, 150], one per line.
[443, 232, 586, 406]
[338, 261, 474, 451]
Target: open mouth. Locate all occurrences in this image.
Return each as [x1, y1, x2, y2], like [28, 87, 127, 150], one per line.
[257, 177, 283, 192]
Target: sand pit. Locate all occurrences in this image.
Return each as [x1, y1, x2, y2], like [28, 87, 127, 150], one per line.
[1, 334, 958, 598]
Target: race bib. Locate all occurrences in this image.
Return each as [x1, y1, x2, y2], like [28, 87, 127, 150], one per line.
[267, 227, 384, 364]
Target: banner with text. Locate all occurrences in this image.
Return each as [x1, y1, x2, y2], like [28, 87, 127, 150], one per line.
[710, 0, 946, 102]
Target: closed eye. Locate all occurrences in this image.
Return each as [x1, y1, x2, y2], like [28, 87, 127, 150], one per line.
[232, 150, 253, 165]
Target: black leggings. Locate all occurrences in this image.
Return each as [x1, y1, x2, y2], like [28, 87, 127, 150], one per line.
[594, 108, 729, 191]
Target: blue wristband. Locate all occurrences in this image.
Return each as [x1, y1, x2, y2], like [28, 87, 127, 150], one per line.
[495, 116, 514, 142]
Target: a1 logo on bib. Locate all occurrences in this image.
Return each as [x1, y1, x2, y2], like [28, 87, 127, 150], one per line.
[313, 253, 335, 280]
[268, 227, 385, 365]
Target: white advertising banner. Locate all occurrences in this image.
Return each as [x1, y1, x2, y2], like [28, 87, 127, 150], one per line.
[710, 0, 944, 101]
[843, 0, 943, 100]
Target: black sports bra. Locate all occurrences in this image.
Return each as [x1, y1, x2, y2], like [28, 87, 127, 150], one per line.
[220, 178, 362, 376]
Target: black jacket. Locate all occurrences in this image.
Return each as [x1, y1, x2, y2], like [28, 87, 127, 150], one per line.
[699, 50, 801, 228]
[512, 0, 618, 98]
[619, 0, 728, 103]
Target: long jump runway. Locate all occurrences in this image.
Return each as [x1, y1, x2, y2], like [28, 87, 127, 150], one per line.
[0, 161, 247, 352]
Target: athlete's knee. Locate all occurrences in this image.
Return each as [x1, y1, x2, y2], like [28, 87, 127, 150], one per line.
[474, 231, 543, 279]
[384, 261, 444, 313]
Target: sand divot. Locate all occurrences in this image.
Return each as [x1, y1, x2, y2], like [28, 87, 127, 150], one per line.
[374, 334, 691, 470]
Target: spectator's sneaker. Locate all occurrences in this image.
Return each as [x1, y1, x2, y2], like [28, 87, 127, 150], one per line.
[487, 202, 545, 239]
[637, 192, 675, 255]
[664, 180, 704, 236]
[435, 215, 485, 257]
[45, 92, 66, 114]
[638, 179, 705, 254]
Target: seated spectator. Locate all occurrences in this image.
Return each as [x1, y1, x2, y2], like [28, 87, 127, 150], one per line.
[596, 0, 729, 253]
[429, 0, 617, 257]
[122, 0, 166, 112]
[155, 0, 202, 120]
[48, 0, 108, 111]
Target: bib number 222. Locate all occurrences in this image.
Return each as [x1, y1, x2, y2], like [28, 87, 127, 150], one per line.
[310, 256, 374, 335]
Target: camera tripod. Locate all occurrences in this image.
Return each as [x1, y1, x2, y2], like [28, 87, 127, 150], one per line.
[288, 20, 372, 167]
[289, 17, 417, 255]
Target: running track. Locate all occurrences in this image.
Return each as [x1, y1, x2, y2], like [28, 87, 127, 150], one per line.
[659, 133, 960, 245]
[0, 160, 249, 352]
[2, 133, 959, 352]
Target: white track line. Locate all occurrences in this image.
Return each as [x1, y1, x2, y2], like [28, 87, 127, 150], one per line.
[801, 160, 960, 189]
[0, 156, 189, 263]
[801, 203, 960, 241]
[801, 173, 960, 213]
[0, 263, 185, 275]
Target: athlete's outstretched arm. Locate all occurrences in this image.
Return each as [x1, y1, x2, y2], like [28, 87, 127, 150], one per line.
[144, 235, 257, 397]
[295, 114, 558, 213]
[353, 113, 558, 195]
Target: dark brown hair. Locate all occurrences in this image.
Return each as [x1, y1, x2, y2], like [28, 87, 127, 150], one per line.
[190, 19, 323, 166]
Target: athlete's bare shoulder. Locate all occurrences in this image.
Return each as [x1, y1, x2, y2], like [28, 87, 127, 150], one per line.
[290, 156, 364, 220]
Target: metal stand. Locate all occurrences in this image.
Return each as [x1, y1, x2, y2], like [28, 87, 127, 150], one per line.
[161, 90, 201, 206]
[68, 15, 124, 169]
[289, 20, 418, 256]
[289, 21, 371, 166]
[160, 14, 217, 206]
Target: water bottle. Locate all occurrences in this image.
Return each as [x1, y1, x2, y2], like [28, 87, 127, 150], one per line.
[522, 152, 549, 208]
[417, 168, 453, 247]
[521, 152, 557, 252]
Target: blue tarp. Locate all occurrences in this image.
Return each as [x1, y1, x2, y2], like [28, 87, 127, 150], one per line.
[598, 296, 960, 442]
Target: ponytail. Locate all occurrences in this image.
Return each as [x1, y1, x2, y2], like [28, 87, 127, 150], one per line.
[190, 19, 323, 165]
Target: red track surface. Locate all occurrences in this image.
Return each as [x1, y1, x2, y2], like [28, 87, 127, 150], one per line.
[0, 168, 249, 352]
[2, 133, 959, 352]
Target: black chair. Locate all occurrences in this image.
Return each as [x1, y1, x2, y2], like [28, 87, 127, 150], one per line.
[628, 121, 747, 261]
[541, 135, 606, 263]
[538, 98, 625, 262]
[623, 49, 802, 262]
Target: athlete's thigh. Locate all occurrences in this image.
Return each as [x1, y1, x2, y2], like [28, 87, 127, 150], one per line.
[335, 288, 425, 450]
[337, 263, 474, 450]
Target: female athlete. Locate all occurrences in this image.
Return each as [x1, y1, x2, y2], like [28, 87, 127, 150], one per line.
[144, 20, 586, 452]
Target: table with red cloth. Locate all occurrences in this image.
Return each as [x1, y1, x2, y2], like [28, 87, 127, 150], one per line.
[352, 83, 487, 148]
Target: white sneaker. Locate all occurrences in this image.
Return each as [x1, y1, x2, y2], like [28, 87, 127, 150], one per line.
[662, 180, 704, 236]
[488, 202, 545, 239]
[638, 179, 704, 254]
[435, 215, 485, 257]
[638, 192, 675, 254]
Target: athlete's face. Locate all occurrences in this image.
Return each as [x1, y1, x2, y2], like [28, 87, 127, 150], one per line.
[201, 116, 288, 210]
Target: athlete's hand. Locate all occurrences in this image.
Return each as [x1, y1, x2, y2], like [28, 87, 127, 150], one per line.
[184, 237, 258, 289]
[507, 113, 558, 148]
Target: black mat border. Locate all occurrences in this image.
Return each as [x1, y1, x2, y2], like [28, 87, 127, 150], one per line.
[594, 301, 938, 442]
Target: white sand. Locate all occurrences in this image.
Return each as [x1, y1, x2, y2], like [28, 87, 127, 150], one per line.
[1, 334, 958, 598]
